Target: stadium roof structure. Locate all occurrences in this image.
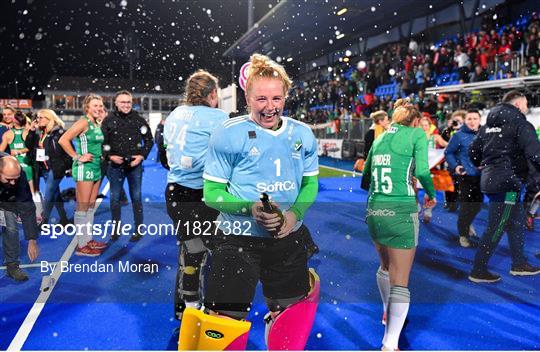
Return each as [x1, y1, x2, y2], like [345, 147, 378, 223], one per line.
[224, 0, 493, 62]
[43, 76, 182, 98]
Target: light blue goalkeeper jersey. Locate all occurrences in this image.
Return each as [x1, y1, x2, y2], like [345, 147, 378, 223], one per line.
[203, 115, 319, 238]
[164, 105, 228, 189]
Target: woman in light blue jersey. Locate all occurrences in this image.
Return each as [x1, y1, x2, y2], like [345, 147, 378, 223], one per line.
[178, 54, 320, 350]
[163, 70, 228, 320]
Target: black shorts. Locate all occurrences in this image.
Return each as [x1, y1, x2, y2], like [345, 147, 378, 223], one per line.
[165, 183, 219, 242]
[204, 225, 311, 315]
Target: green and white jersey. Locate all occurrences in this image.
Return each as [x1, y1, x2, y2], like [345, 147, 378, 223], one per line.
[75, 116, 103, 158]
[364, 123, 436, 202]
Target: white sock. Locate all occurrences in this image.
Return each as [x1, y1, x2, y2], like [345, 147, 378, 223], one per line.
[185, 301, 201, 309]
[376, 267, 390, 315]
[74, 211, 90, 248]
[86, 208, 95, 241]
[382, 286, 410, 350]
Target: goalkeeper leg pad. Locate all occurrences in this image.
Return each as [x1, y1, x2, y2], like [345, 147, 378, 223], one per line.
[178, 308, 251, 351]
[264, 268, 320, 350]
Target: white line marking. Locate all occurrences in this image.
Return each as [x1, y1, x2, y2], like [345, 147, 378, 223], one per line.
[0, 262, 59, 270]
[7, 181, 110, 351]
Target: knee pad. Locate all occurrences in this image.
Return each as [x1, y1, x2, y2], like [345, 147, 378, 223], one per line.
[176, 238, 208, 320]
[264, 268, 320, 350]
[178, 308, 251, 351]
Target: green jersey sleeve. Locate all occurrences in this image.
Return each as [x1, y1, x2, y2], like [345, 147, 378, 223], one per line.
[413, 128, 436, 199]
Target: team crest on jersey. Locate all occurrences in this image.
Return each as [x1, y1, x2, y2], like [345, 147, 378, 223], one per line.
[294, 140, 302, 151]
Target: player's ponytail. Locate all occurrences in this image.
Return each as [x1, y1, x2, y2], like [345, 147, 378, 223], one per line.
[185, 70, 219, 107]
[392, 98, 421, 126]
[246, 53, 292, 95]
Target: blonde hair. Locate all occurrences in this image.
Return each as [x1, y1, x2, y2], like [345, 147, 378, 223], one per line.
[38, 109, 65, 131]
[451, 109, 466, 120]
[246, 53, 292, 95]
[2, 105, 16, 114]
[370, 110, 388, 124]
[185, 70, 219, 106]
[83, 94, 103, 115]
[392, 98, 421, 126]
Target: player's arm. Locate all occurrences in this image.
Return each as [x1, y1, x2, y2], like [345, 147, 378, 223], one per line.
[413, 129, 436, 200]
[289, 175, 318, 220]
[444, 133, 460, 172]
[203, 179, 253, 215]
[138, 116, 155, 159]
[517, 120, 540, 170]
[361, 147, 373, 191]
[59, 118, 88, 159]
[0, 130, 13, 152]
[468, 126, 485, 167]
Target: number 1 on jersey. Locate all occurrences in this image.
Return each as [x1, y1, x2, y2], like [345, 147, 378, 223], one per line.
[274, 158, 281, 177]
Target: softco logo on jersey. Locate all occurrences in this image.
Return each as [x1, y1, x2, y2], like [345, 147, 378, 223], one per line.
[367, 209, 396, 217]
[256, 181, 296, 193]
[485, 127, 502, 133]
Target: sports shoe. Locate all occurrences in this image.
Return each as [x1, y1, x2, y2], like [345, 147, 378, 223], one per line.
[6, 263, 29, 281]
[509, 263, 540, 276]
[468, 270, 501, 283]
[382, 345, 400, 351]
[423, 208, 432, 224]
[459, 236, 471, 248]
[526, 214, 534, 231]
[75, 245, 102, 257]
[87, 240, 108, 250]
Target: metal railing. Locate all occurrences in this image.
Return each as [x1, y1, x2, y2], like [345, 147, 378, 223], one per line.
[311, 118, 374, 141]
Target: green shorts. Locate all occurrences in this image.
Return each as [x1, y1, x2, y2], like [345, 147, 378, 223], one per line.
[72, 160, 101, 182]
[366, 200, 419, 249]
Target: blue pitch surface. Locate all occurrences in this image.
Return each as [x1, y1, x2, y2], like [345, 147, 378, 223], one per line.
[1, 154, 539, 350]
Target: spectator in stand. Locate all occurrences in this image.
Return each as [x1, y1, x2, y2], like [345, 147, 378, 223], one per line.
[528, 56, 539, 76]
[455, 45, 471, 83]
[470, 64, 489, 82]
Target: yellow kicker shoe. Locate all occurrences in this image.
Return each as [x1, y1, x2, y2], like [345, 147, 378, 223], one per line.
[178, 308, 251, 351]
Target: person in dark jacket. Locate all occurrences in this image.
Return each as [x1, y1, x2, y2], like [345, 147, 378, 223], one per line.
[25, 109, 72, 226]
[0, 154, 39, 281]
[445, 110, 482, 248]
[154, 117, 169, 170]
[101, 90, 154, 242]
[468, 90, 540, 283]
[363, 110, 390, 159]
[524, 160, 540, 231]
